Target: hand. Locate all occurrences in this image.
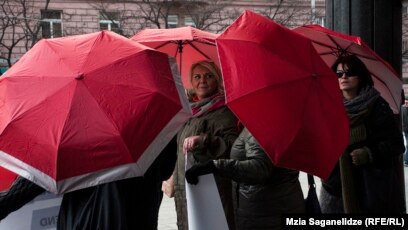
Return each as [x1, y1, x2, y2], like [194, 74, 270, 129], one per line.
[182, 136, 201, 155]
[350, 148, 370, 165]
[185, 160, 216, 185]
[161, 176, 174, 198]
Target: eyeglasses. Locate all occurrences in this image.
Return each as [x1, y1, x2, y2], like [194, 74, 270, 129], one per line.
[336, 70, 357, 78]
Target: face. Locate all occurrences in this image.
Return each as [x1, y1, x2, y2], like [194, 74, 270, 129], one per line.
[336, 63, 359, 98]
[191, 65, 219, 100]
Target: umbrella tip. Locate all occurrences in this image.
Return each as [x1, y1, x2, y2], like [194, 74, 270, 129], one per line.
[76, 73, 84, 80]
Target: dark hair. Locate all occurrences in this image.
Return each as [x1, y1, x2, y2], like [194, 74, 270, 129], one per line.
[331, 55, 373, 93]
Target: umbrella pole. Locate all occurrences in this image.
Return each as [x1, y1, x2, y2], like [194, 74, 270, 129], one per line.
[177, 41, 183, 79]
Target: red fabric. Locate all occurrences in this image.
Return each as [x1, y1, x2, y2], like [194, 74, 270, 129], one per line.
[0, 31, 185, 192]
[216, 11, 349, 179]
[0, 167, 16, 191]
[131, 26, 219, 89]
[293, 24, 402, 114]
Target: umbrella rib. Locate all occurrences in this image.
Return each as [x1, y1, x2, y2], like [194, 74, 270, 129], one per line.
[326, 34, 347, 56]
[309, 39, 346, 57]
[82, 51, 174, 122]
[185, 40, 214, 60]
[43, 41, 80, 74]
[154, 40, 176, 50]
[4, 76, 74, 125]
[347, 51, 378, 61]
[370, 72, 399, 107]
[5, 78, 75, 159]
[312, 35, 377, 61]
[319, 50, 341, 56]
[79, 33, 106, 72]
[152, 40, 184, 58]
[313, 41, 378, 61]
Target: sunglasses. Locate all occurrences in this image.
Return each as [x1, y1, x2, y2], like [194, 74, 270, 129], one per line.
[336, 70, 357, 78]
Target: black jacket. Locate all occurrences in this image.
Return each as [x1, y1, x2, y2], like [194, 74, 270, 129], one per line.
[322, 96, 405, 213]
[215, 128, 305, 230]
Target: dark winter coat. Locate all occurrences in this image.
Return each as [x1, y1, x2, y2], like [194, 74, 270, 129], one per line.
[173, 106, 239, 230]
[321, 96, 405, 213]
[215, 128, 305, 230]
[0, 138, 177, 230]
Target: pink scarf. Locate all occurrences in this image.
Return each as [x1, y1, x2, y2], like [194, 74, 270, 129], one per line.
[190, 94, 226, 117]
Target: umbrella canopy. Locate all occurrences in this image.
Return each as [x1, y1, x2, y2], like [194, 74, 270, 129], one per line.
[131, 26, 219, 89]
[216, 10, 349, 179]
[0, 166, 17, 191]
[293, 24, 402, 114]
[0, 30, 191, 194]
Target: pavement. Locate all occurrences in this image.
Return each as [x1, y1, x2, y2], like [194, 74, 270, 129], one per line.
[157, 167, 408, 229]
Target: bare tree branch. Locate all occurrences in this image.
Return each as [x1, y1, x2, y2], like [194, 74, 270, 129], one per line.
[0, 0, 27, 66]
[255, 0, 311, 27]
[21, 0, 51, 48]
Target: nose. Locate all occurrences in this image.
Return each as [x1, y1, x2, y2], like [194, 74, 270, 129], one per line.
[199, 76, 207, 83]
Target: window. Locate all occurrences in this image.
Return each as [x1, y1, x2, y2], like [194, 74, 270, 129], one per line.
[184, 16, 196, 27]
[40, 10, 62, 38]
[100, 11, 121, 34]
[167, 15, 178, 28]
[403, 40, 408, 58]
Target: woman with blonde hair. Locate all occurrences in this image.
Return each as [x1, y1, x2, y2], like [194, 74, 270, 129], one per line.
[172, 60, 240, 230]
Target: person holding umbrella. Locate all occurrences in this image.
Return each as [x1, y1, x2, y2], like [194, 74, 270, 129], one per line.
[320, 55, 405, 213]
[172, 60, 240, 230]
[185, 127, 305, 230]
[0, 138, 177, 230]
[0, 30, 190, 229]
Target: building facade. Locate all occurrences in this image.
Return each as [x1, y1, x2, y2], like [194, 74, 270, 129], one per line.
[2, 0, 407, 84]
[401, 1, 408, 96]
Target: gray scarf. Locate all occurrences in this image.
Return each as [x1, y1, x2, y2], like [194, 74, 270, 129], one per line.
[344, 86, 380, 114]
[340, 86, 379, 213]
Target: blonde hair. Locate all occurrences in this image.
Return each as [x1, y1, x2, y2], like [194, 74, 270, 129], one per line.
[188, 60, 224, 96]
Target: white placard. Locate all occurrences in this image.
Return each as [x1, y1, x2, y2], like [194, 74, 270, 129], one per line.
[185, 158, 228, 230]
[0, 192, 62, 230]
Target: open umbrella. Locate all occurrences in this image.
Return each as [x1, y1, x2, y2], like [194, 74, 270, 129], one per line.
[131, 26, 218, 89]
[293, 24, 402, 114]
[216, 10, 349, 179]
[0, 30, 191, 194]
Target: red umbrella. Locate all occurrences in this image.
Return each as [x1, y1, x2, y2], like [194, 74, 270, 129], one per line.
[131, 26, 218, 89]
[293, 24, 402, 114]
[216, 10, 349, 179]
[0, 31, 191, 194]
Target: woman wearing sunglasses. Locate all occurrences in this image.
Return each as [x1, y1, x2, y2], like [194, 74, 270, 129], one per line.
[320, 54, 404, 213]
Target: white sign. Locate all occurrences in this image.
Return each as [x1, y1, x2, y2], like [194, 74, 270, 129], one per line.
[185, 157, 228, 230]
[0, 192, 62, 230]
